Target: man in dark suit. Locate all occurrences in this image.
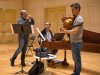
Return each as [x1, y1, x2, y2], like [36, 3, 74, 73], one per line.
[38, 22, 58, 55]
[38, 22, 58, 68]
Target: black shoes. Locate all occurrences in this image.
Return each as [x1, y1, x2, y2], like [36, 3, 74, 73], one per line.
[71, 73, 80, 75]
[10, 58, 26, 66]
[10, 59, 14, 66]
[71, 73, 75, 75]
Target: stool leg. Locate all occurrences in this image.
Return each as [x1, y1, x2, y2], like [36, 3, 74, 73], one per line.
[30, 45, 35, 56]
[25, 47, 29, 56]
[30, 47, 34, 56]
[42, 59, 47, 74]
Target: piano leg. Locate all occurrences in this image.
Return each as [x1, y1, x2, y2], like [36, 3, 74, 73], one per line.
[62, 49, 69, 66]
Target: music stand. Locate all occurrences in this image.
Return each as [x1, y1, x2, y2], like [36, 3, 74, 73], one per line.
[11, 24, 34, 74]
[53, 33, 65, 41]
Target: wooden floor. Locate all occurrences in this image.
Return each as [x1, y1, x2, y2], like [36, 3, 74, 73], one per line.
[0, 43, 100, 75]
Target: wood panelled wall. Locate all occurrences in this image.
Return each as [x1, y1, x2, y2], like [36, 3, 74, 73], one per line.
[0, 0, 100, 43]
[0, 8, 17, 43]
[25, 0, 100, 45]
[0, 0, 23, 43]
[26, 0, 100, 33]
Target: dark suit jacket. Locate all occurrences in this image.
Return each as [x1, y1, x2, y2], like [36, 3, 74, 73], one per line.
[38, 28, 53, 44]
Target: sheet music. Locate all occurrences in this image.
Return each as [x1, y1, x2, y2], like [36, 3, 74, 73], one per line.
[36, 28, 46, 41]
[31, 25, 34, 34]
[11, 24, 14, 34]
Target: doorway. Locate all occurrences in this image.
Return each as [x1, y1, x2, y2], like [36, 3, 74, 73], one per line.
[44, 6, 66, 33]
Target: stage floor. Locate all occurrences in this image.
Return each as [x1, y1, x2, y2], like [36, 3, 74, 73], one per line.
[0, 43, 100, 75]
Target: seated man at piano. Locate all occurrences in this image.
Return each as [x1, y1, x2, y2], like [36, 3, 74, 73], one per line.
[38, 22, 58, 67]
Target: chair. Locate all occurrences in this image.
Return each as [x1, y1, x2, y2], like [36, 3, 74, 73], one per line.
[26, 36, 35, 56]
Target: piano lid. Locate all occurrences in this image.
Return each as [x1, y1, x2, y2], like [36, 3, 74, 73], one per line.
[83, 29, 100, 44]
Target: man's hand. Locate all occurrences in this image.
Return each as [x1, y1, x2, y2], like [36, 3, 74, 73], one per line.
[26, 15, 31, 20]
[60, 26, 80, 34]
[45, 39, 48, 42]
[60, 27, 69, 34]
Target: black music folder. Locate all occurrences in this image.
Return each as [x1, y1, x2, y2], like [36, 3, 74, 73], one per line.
[53, 33, 65, 41]
[11, 24, 34, 34]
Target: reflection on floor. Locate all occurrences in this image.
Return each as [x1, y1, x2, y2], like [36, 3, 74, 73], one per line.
[0, 43, 100, 75]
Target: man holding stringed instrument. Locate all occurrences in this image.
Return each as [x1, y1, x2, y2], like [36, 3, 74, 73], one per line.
[60, 3, 84, 75]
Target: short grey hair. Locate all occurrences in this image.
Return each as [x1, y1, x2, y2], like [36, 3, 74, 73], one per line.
[20, 10, 27, 16]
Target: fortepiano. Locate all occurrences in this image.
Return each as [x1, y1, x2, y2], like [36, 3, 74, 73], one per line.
[82, 29, 100, 53]
[42, 40, 70, 66]
[42, 29, 100, 54]
[41, 29, 100, 67]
